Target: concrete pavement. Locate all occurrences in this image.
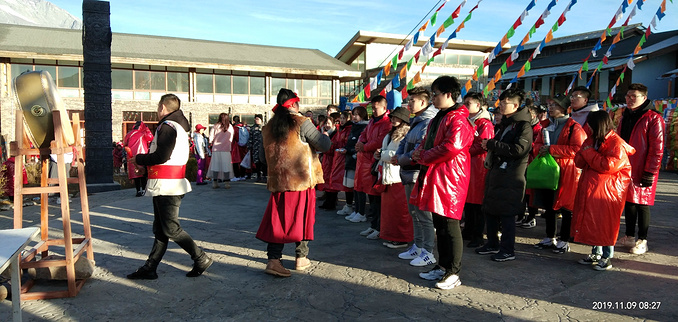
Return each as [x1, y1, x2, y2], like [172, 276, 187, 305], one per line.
[1, 172, 677, 321]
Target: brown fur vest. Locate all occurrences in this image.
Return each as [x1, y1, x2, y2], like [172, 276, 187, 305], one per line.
[263, 114, 323, 192]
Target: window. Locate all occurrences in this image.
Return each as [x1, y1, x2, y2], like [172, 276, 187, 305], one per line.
[122, 111, 159, 140]
[112, 70, 133, 89]
[459, 55, 472, 65]
[34, 65, 57, 80]
[250, 77, 265, 95]
[150, 71, 165, 91]
[167, 72, 188, 92]
[215, 75, 231, 94]
[57, 66, 79, 88]
[472, 56, 484, 68]
[445, 54, 458, 65]
[232, 76, 248, 95]
[196, 74, 214, 93]
[10, 64, 33, 79]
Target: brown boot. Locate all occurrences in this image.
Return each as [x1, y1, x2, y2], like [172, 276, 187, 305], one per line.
[265, 259, 291, 277]
[295, 257, 311, 271]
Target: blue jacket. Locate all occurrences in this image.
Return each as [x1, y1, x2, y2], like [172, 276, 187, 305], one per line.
[396, 105, 438, 184]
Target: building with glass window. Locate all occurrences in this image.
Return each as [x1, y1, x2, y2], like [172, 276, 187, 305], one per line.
[0, 23, 360, 143]
[335, 30, 503, 98]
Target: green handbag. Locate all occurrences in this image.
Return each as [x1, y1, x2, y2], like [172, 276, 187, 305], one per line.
[526, 154, 560, 190]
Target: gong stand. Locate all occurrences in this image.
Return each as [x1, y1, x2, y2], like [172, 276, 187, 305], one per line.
[11, 110, 93, 300]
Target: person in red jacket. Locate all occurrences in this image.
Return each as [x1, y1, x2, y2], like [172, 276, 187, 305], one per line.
[614, 83, 665, 255]
[318, 113, 341, 209]
[572, 111, 635, 271]
[461, 92, 494, 248]
[124, 121, 154, 196]
[330, 111, 354, 214]
[532, 94, 587, 254]
[411, 76, 473, 290]
[352, 96, 391, 234]
[518, 104, 545, 229]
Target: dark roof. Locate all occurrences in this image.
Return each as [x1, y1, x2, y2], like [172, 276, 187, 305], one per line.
[0, 23, 360, 76]
[489, 24, 678, 79]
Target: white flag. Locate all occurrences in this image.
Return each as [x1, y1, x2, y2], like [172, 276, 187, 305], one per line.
[627, 58, 635, 70]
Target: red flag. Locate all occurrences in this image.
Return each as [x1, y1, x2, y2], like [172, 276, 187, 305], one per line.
[398, 48, 404, 60]
[401, 87, 408, 100]
[452, 6, 461, 19]
[506, 57, 514, 67]
[432, 47, 443, 57]
[512, 18, 522, 30]
[535, 17, 544, 28]
[365, 84, 371, 99]
[603, 56, 609, 64]
[557, 14, 566, 25]
[414, 50, 421, 63]
[380, 89, 386, 97]
[645, 26, 651, 37]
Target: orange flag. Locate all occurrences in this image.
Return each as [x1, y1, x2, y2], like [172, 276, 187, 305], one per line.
[436, 25, 445, 37]
[400, 67, 408, 79]
[487, 80, 496, 91]
[419, 21, 429, 32]
[545, 30, 554, 43]
[384, 62, 392, 76]
[494, 69, 502, 80]
[517, 66, 526, 78]
[413, 72, 422, 85]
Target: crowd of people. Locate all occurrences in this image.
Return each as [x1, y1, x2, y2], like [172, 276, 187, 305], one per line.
[124, 78, 664, 291]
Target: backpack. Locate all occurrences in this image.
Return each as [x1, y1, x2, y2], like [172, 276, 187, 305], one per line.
[237, 125, 249, 146]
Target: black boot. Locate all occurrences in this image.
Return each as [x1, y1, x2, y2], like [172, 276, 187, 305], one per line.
[186, 253, 213, 277]
[127, 261, 159, 280]
[319, 192, 337, 210]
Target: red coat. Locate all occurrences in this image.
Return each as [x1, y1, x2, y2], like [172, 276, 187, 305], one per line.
[614, 108, 665, 205]
[123, 122, 153, 179]
[411, 106, 474, 219]
[354, 114, 391, 195]
[231, 123, 247, 164]
[318, 136, 335, 192]
[327, 124, 352, 192]
[571, 131, 635, 246]
[2, 157, 28, 197]
[533, 118, 586, 211]
[466, 115, 494, 205]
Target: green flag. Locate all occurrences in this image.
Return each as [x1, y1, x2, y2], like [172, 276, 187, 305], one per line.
[582, 60, 589, 72]
[620, 26, 625, 38]
[407, 58, 414, 70]
[529, 25, 537, 38]
[607, 27, 612, 36]
[506, 27, 515, 39]
[500, 62, 507, 73]
[427, 57, 435, 65]
[443, 15, 455, 28]
[620, 72, 625, 82]
[431, 12, 438, 26]
[463, 13, 472, 23]
[407, 79, 414, 90]
[524, 61, 532, 72]
[358, 90, 364, 102]
[552, 22, 559, 32]
[606, 97, 612, 108]
[596, 61, 604, 71]
[392, 55, 398, 70]
[638, 35, 647, 47]
[476, 67, 484, 78]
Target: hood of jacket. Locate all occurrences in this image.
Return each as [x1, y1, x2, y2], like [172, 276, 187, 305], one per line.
[160, 109, 190, 132]
[571, 102, 599, 124]
[502, 105, 531, 125]
[411, 105, 438, 125]
[469, 107, 491, 122]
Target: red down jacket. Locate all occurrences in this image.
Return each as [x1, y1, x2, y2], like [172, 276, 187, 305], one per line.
[410, 105, 474, 219]
[324, 123, 352, 192]
[571, 131, 635, 246]
[466, 112, 494, 205]
[533, 117, 587, 211]
[354, 114, 391, 195]
[615, 108, 665, 206]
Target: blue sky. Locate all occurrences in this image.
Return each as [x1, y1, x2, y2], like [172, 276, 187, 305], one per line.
[49, 0, 677, 57]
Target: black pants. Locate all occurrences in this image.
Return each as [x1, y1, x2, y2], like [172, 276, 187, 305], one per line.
[354, 191, 367, 214]
[345, 191, 354, 205]
[544, 208, 572, 241]
[369, 194, 382, 230]
[463, 203, 484, 242]
[433, 214, 462, 274]
[134, 177, 148, 192]
[254, 161, 267, 178]
[624, 202, 651, 240]
[147, 195, 204, 267]
[267, 241, 309, 259]
[486, 213, 516, 254]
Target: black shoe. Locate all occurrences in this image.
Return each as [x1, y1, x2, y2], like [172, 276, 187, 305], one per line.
[467, 239, 484, 248]
[127, 266, 158, 280]
[135, 191, 143, 197]
[475, 245, 500, 255]
[186, 254, 213, 277]
[196, 182, 208, 185]
[491, 251, 516, 262]
[319, 203, 336, 210]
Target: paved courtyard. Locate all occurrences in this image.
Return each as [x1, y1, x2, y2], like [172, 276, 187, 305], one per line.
[1, 171, 677, 321]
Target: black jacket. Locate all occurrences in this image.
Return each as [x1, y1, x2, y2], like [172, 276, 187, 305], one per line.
[482, 106, 533, 216]
[344, 120, 368, 170]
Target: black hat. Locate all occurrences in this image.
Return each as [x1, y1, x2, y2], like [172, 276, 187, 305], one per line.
[390, 106, 411, 124]
[549, 94, 570, 111]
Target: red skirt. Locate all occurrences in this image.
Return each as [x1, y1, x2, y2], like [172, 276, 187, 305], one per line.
[380, 183, 413, 242]
[256, 188, 316, 243]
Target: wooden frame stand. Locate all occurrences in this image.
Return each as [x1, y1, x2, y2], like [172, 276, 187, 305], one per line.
[11, 110, 93, 300]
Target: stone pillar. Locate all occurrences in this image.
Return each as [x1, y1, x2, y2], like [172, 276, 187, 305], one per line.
[82, 0, 119, 192]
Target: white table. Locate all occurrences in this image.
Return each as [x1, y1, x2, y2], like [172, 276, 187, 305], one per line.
[0, 227, 39, 322]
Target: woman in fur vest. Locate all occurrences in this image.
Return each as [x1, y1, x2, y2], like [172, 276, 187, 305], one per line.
[255, 88, 331, 277]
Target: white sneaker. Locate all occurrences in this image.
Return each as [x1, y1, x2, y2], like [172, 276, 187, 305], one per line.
[398, 244, 421, 260]
[410, 249, 437, 267]
[337, 205, 353, 215]
[616, 235, 636, 248]
[630, 239, 648, 254]
[349, 213, 367, 223]
[435, 272, 461, 290]
[365, 230, 380, 240]
[419, 265, 445, 281]
[360, 227, 375, 236]
[345, 212, 358, 221]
